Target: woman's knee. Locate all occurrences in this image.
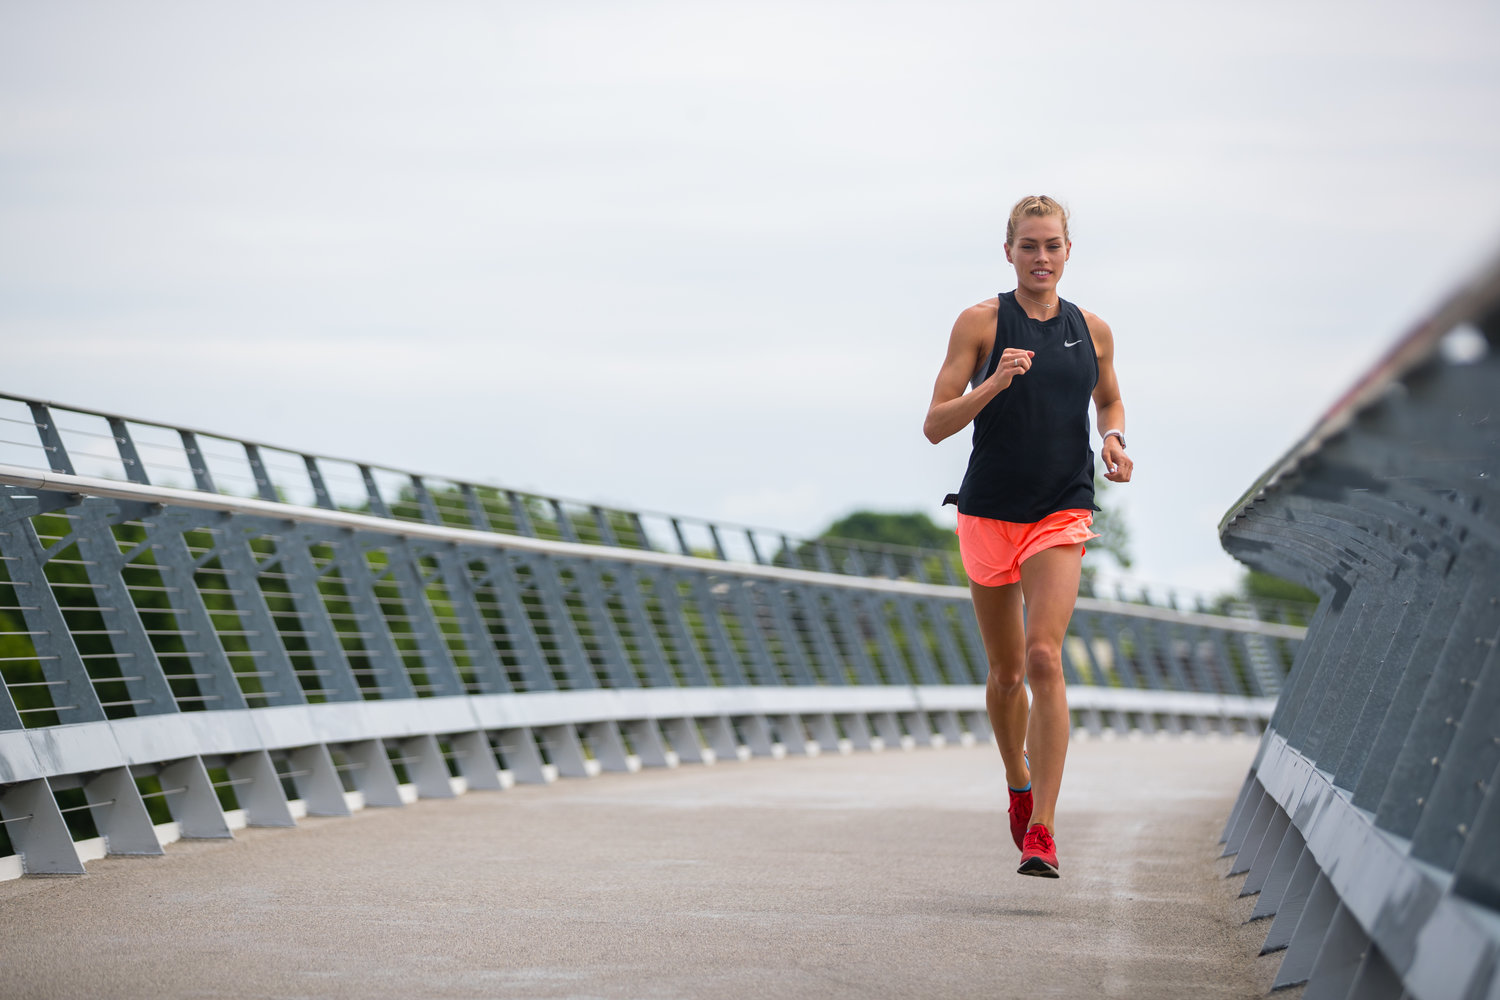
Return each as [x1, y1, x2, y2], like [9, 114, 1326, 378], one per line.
[987, 660, 1025, 693]
[1025, 641, 1065, 686]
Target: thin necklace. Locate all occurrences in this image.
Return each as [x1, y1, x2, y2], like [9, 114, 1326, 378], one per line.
[1014, 289, 1059, 311]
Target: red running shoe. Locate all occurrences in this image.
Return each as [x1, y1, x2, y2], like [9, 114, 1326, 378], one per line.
[1018, 823, 1059, 878]
[1008, 786, 1033, 852]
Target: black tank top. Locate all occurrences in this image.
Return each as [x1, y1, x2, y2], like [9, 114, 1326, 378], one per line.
[954, 292, 1099, 522]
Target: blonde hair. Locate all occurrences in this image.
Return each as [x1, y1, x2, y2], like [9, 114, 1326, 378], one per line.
[1005, 195, 1070, 245]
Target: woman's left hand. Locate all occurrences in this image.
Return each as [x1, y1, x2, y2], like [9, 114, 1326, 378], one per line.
[1101, 437, 1133, 483]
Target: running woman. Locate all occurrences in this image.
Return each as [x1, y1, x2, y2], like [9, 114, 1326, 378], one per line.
[923, 195, 1132, 877]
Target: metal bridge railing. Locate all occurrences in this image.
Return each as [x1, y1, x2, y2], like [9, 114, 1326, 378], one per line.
[1217, 251, 1500, 999]
[0, 399, 1295, 882]
[0, 389, 1300, 622]
[0, 390, 973, 587]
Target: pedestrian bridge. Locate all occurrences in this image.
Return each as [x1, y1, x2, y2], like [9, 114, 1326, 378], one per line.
[2, 734, 1270, 999]
[1, 253, 1498, 999]
[0, 389, 1291, 876]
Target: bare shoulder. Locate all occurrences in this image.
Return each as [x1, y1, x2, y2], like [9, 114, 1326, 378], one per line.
[953, 296, 999, 344]
[959, 296, 999, 326]
[1079, 307, 1112, 337]
[1079, 307, 1115, 356]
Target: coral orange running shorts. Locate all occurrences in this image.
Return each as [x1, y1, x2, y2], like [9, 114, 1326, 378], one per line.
[956, 509, 1099, 587]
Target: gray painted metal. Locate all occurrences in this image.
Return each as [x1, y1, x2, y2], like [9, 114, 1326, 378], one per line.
[83, 765, 163, 856]
[0, 777, 85, 874]
[0, 398, 1294, 883]
[1217, 249, 1500, 998]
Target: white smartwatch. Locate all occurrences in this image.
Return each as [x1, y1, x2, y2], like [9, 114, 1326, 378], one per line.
[1102, 429, 1127, 449]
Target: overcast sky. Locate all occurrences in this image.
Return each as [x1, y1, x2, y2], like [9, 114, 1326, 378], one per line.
[3, 1, 1498, 599]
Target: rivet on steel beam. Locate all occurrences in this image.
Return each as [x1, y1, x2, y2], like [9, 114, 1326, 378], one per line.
[1431, 758, 1440, 766]
[1418, 797, 1425, 805]
[1458, 824, 1468, 836]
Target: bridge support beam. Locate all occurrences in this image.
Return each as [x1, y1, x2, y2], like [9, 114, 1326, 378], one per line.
[493, 728, 548, 785]
[701, 716, 740, 763]
[227, 750, 295, 827]
[449, 730, 503, 790]
[158, 756, 232, 839]
[537, 724, 590, 779]
[285, 744, 352, 817]
[398, 734, 455, 800]
[837, 712, 873, 751]
[619, 718, 671, 768]
[341, 740, 403, 807]
[658, 717, 704, 765]
[84, 766, 162, 856]
[0, 778, 84, 874]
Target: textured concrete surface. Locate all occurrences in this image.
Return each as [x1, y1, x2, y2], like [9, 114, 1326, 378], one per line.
[0, 735, 1290, 999]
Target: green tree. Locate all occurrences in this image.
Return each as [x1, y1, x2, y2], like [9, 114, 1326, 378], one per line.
[1208, 569, 1318, 624]
[819, 510, 958, 551]
[1083, 475, 1132, 588]
[773, 509, 957, 580]
[1241, 569, 1317, 604]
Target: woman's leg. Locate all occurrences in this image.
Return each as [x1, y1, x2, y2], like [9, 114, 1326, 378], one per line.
[968, 579, 1029, 790]
[1016, 542, 1085, 833]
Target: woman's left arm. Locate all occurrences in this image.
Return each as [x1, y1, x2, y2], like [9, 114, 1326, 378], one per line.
[1085, 310, 1133, 483]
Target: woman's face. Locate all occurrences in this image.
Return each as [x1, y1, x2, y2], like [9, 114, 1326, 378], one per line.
[1005, 215, 1070, 296]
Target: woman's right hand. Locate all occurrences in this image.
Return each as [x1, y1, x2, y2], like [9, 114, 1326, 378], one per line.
[924, 301, 1029, 445]
[989, 349, 1034, 391]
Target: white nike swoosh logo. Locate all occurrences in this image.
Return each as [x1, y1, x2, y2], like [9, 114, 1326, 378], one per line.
[1063, 338, 1082, 347]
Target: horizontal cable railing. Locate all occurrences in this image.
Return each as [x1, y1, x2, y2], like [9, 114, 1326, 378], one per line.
[0, 389, 1301, 620]
[0, 398, 1295, 881]
[0, 390, 974, 587]
[1217, 249, 1500, 999]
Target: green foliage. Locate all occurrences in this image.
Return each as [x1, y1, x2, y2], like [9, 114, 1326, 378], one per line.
[0, 511, 118, 726]
[775, 509, 960, 581]
[1242, 570, 1317, 605]
[819, 510, 958, 551]
[384, 484, 654, 551]
[1205, 569, 1318, 626]
[1234, 570, 1319, 626]
[1087, 476, 1133, 574]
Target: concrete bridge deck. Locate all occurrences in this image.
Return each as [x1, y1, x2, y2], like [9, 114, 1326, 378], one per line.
[0, 737, 1287, 1000]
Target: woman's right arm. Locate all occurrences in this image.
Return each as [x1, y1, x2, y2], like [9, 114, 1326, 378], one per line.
[923, 304, 1031, 444]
